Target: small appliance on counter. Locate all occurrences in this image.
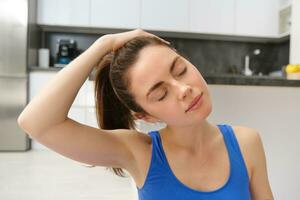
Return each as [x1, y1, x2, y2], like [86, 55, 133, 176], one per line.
[54, 39, 80, 68]
[243, 48, 272, 76]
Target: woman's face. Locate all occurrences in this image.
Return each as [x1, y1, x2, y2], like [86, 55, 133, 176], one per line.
[127, 45, 212, 127]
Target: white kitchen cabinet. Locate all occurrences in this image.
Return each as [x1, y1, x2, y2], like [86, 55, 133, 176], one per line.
[29, 71, 57, 100]
[90, 0, 140, 29]
[36, 0, 283, 38]
[85, 107, 99, 128]
[37, 0, 90, 26]
[279, 0, 293, 9]
[86, 80, 95, 107]
[72, 79, 88, 107]
[29, 71, 87, 106]
[235, 0, 279, 37]
[68, 107, 86, 124]
[190, 0, 235, 35]
[290, 0, 299, 63]
[141, 0, 189, 32]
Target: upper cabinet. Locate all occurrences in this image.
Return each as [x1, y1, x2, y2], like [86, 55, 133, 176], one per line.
[37, 0, 283, 38]
[279, 0, 293, 9]
[90, 0, 140, 29]
[235, 0, 279, 37]
[37, 0, 89, 26]
[140, 0, 189, 32]
[190, 0, 235, 35]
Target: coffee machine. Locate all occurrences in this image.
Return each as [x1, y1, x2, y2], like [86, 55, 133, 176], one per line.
[54, 39, 79, 67]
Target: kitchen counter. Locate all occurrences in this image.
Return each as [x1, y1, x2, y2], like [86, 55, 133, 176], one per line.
[203, 73, 300, 87]
[29, 66, 300, 87]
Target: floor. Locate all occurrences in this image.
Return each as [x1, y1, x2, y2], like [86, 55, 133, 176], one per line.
[0, 149, 138, 200]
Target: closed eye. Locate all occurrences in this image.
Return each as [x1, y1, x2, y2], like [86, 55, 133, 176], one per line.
[157, 67, 187, 101]
[177, 67, 187, 76]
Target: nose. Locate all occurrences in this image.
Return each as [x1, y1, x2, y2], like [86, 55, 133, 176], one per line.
[171, 80, 192, 100]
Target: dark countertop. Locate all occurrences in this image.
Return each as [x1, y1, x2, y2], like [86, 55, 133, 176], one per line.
[29, 66, 300, 87]
[203, 74, 300, 87]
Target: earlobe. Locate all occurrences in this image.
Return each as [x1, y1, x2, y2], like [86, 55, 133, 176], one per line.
[131, 111, 161, 123]
[142, 115, 162, 124]
[135, 113, 145, 120]
[131, 111, 145, 120]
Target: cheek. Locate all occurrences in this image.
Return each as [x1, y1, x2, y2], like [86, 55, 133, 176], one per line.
[192, 68, 208, 88]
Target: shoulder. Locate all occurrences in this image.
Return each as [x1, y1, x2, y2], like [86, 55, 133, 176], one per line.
[231, 125, 265, 180]
[231, 125, 274, 198]
[231, 125, 262, 147]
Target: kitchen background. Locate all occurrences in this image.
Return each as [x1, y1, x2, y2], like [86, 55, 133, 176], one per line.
[1, 0, 300, 200]
[44, 32, 290, 75]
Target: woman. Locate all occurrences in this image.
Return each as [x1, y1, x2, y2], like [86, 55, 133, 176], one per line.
[18, 29, 274, 200]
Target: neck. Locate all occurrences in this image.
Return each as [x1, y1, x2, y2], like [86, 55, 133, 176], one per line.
[160, 119, 219, 154]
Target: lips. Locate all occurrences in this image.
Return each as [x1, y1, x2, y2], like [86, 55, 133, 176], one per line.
[185, 93, 203, 113]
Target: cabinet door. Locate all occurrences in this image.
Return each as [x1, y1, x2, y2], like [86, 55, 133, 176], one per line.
[72, 79, 87, 107]
[141, 0, 189, 32]
[68, 107, 86, 124]
[37, 0, 89, 26]
[235, 0, 278, 37]
[86, 80, 95, 107]
[190, 0, 235, 35]
[29, 72, 87, 106]
[85, 107, 99, 128]
[90, 0, 140, 29]
[279, 0, 292, 9]
[29, 72, 57, 100]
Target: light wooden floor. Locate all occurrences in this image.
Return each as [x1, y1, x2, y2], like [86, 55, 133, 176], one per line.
[0, 149, 138, 200]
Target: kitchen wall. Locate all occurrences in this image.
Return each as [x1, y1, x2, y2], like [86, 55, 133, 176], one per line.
[44, 32, 289, 76]
[290, 0, 300, 63]
[169, 38, 289, 75]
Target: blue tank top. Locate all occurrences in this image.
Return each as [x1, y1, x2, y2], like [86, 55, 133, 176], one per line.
[136, 124, 251, 200]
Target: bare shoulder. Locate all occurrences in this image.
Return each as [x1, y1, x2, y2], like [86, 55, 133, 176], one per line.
[231, 125, 264, 180]
[231, 125, 274, 198]
[231, 125, 261, 146]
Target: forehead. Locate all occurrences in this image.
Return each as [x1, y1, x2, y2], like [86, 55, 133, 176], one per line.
[128, 45, 178, 98]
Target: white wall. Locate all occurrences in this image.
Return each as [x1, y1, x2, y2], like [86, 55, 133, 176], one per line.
[207, 84, 300, 200]
[290, 0, 300, 63]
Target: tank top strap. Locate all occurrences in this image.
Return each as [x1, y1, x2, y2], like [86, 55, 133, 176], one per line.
[147, 130, 170, 171]
[217, 124, 250, 181]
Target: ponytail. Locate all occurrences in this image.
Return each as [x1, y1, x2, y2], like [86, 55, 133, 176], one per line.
[93, 52, 132, 177]
[94, 53, 134, 130]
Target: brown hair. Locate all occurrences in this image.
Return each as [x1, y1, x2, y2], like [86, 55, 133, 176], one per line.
[92, 36, 176, 177]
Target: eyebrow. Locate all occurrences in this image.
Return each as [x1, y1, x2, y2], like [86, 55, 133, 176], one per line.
[146, 55, 181, 98]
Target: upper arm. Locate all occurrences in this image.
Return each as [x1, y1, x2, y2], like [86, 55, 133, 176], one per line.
[234, 126, 274, 200]
[29, 118, 139, 170]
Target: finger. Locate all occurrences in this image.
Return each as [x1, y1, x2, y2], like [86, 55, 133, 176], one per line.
[161, 39, 170, 44]
[155, 35, 170, 44]
[151, 35, 170, 44]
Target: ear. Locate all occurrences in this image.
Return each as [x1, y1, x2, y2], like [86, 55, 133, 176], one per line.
[131, 111, 161, 124]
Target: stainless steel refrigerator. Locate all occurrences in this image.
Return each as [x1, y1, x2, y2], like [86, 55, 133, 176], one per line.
[0, 0, 38, 151]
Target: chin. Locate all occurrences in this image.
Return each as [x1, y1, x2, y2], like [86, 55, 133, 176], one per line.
[197, 98, 213, 120]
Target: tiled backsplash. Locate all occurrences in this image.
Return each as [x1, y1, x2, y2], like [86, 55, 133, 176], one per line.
[169, 37, 289, 75]
[45, 32, 289, 76]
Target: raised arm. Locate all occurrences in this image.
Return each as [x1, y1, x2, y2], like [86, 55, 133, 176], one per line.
[18, 35, 111, 135]
[18, 28, 168, 136]
[17, 29, 168, 169]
